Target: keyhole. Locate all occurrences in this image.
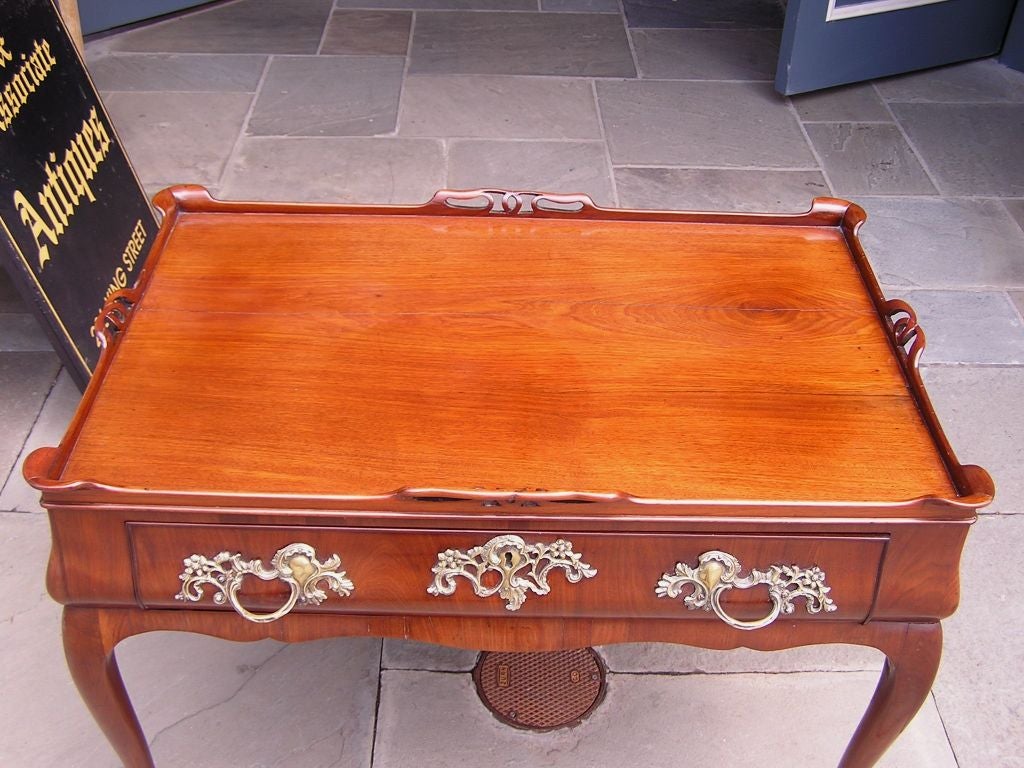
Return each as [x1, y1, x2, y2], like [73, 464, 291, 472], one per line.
[503, 551, 514, 569]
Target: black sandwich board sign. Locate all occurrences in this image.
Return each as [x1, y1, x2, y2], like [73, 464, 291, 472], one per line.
[1, 0, 157, 390]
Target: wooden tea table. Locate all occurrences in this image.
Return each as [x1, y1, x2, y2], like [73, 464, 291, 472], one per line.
[25, 186, 992, 767]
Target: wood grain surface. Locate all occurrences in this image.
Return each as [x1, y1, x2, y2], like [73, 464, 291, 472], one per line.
[59, 211, 953, 502]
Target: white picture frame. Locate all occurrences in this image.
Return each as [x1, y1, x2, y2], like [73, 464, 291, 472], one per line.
[826, 0, 952, 22]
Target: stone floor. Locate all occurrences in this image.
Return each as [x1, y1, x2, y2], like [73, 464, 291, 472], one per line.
[2, 0, 1024, 765]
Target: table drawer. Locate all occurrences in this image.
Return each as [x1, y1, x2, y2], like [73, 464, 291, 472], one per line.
[129, 523, 886, 625]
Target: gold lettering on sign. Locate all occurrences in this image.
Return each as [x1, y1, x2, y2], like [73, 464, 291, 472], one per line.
[103, 219, 147, 300]
[12, 107, 112, 271]
[0, 37, 58, 131]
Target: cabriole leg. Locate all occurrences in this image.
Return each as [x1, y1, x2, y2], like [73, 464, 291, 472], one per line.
[839, 622, 943, 768]
[63, 607, 154, 768]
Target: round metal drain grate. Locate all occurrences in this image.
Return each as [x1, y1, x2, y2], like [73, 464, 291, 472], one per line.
[473, 648, 606, 731]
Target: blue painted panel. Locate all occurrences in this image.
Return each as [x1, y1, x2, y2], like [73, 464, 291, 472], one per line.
[78, 0, 214, 35]
[1001, 1, 1024, 72]
[777, 0, 1018, 95]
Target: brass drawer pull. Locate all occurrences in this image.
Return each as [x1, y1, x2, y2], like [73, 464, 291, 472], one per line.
[656, 550, 837, 631]
[175, 543, 354, 624]
[427, 534, 597, 611]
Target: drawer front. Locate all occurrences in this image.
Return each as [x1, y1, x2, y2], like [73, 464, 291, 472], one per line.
[129, 523, 886, 624]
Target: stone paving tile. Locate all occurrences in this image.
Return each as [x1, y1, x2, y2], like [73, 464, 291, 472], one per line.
[791, 82, 891, 122]
[804, 123, 936, 196]
[103, 91, 253, 187]
[0, 370, 80, 513]
[598, 80, 814, 166]
[933, 515, 1024, 768]
[0, 353, 59, 484]
[615, 168, 829, 211]
[1003, 198, 1024, 231]
[875, 58, 1024, 103]
[622, 0, 784, 29]
[448, 139, 616, 205]
[399, 76, 602, 139]
[220, 137, 446, 204]
[899, 290, 1024, 365]
[890, 103, 1024, 196]
[410, 12, 636, 77]
[87, 53, 266, 92]
[336, 0, 534, 7]
[1012, 291, 1024, 317]
[631, 29, 778, 80]
[383, 639, 478, 671]
[0, 512, 118, 766]
[116, 634, 286, 751]
[0, 513, 57, 644]
[0, 314, 51, 352]
[137, 638, 381, 766]
[921, 366, 1024, 514]
[321, 11, 413, 56]
[857, 197, 1024, 288]
[373, 668, 956, 766]
[600, 642, 881, 673]
[107, 0, 334, 54]
[248, 56, 404, 137]
[542, 0, 620, 11]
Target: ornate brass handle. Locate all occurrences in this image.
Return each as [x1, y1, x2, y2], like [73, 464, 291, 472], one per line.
[176, 543, 354, 624]
[656, 550, 837, 631]
[427, 534, 597, 611]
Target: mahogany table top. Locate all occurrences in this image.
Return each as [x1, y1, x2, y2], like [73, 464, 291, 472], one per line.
[27, 188, 995, 768]
[40, 187, 989, 515]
